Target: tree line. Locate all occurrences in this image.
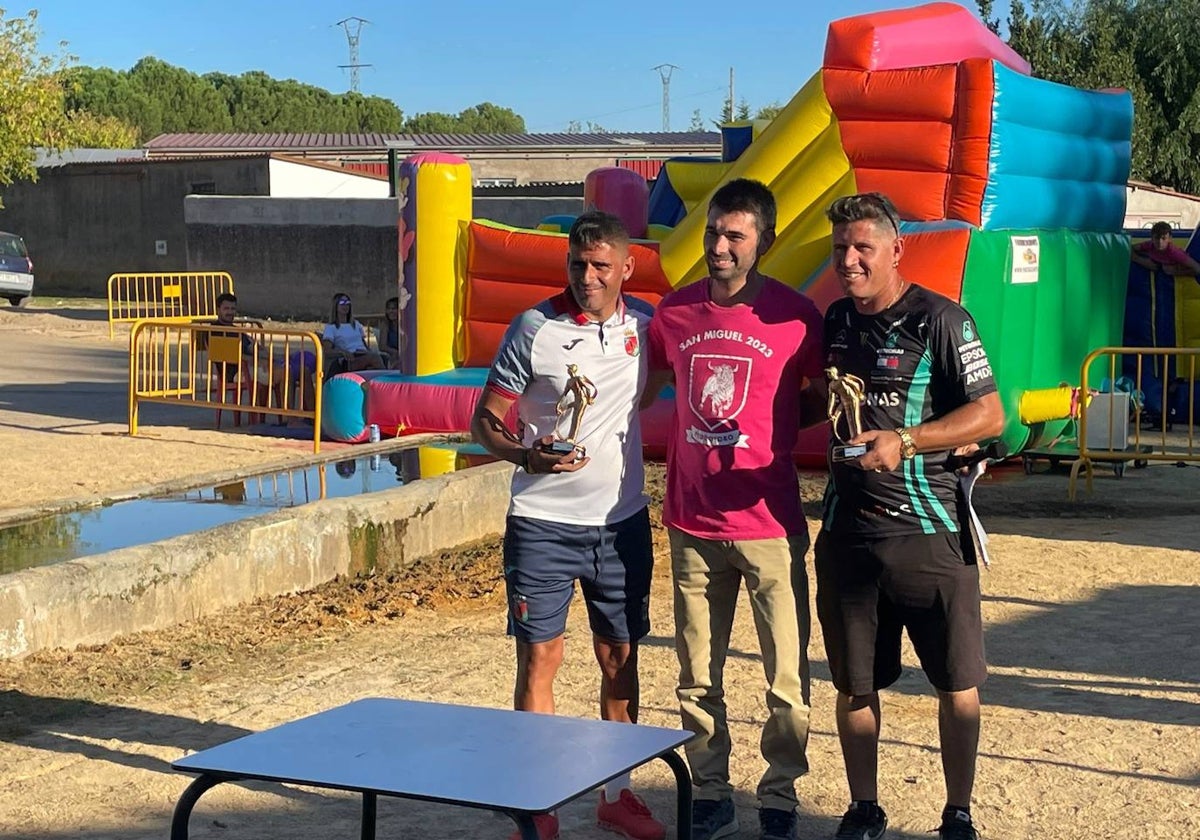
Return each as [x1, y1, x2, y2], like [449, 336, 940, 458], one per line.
[0, 9, 528, 206]
[65, 57, 527, 141]
[979, 0, 1200, 194]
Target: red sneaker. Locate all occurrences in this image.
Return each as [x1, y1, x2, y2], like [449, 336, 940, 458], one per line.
[597, 789, 665, 840]
[507, 813, 559, 840]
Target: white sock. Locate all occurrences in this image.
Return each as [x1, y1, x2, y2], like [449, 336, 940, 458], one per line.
[604, 773, 632, 799]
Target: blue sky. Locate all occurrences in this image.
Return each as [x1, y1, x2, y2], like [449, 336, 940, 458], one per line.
[31, 0, 983, 134]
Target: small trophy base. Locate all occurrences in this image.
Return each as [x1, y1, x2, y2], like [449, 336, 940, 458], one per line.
[541, 440, 585, 458]
[831, 443, 869, 462]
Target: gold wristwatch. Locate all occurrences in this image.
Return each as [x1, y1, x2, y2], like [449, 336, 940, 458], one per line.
[896, 427, 917, 460]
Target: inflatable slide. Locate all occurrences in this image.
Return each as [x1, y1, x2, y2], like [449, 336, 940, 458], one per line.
[324, 2, 1134, 465]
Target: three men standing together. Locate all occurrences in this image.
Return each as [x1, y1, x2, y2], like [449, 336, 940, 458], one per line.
[473, 184, 1002, 840]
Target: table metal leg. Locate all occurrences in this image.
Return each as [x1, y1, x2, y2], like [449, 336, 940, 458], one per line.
[170, 774, 225, 840]
[361, 791, 377, 840]
[658, 750, 693, 840]
[506, 812, 541, 840]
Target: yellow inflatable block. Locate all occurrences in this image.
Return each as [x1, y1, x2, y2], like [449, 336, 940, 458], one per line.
[659, 73, 854, 287]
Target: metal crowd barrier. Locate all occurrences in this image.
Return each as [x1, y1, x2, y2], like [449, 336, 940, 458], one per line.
[108, 272, 235, 339]
[1069, 346, 1200, 499]
[128, 320, 324, 453]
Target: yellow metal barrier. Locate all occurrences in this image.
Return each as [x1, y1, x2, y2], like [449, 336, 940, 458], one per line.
[1069, 346, 1200, 498]
[128, 320, 324, 453]
[108, 272, 235, 338]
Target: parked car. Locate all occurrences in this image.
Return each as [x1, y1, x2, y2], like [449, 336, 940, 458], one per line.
[0, 230, 33, 306]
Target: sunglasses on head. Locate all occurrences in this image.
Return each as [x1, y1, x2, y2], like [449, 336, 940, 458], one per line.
[862, 194, 900, 234]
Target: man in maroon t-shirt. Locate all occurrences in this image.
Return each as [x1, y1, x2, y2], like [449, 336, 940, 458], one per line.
[645, 179, 826, 840]
[1131, 221, 1200, 277]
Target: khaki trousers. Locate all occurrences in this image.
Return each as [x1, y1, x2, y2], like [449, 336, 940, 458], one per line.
[670, 528, 812, 810]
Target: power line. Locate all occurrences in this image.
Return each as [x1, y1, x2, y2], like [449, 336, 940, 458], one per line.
[527, 86, 725, 133]
[336, 17, 371, 93]
[652, 64, 680, 131]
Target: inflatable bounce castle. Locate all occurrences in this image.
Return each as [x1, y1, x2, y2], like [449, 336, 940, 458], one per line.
[323, 2, 1134, 467]
[1124, 228, 1200, 421]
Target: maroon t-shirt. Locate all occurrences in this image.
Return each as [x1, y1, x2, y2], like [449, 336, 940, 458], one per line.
[648, 277, 824, 539]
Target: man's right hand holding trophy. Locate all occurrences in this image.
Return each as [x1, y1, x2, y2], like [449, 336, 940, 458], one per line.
[525, 363, 596, 474]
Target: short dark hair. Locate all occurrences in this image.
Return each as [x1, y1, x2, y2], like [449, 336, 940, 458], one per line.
[216, 292, 237, 306]
[385, 296, 399, 307]
[826, 192, 901, 235]
[710, 178, 777, 235]
[568, 210, 630, 251]
[1150, 221, 1173, 238]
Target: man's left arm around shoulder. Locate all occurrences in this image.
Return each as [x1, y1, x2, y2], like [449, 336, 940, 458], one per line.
[854, 392, 1005, 472]
[798, 377, 829, 429]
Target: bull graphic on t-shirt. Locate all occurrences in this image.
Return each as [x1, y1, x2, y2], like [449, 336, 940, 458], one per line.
[687, 353, 753, 441]
[700, 361, 738, 416]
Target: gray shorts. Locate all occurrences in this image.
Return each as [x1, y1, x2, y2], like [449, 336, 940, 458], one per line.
[502, 507, 653, 644]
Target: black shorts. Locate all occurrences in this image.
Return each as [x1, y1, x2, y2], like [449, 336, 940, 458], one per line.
[814, 529, 986, 695]
[502, 507, 653, 645]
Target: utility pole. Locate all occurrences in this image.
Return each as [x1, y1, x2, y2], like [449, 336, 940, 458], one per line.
[652, 64, 679, 132]
[336, 17, 372, 93]
[728, 67, 735, 123]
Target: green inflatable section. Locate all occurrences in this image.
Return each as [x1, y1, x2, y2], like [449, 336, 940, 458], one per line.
[960, 229, 1129, 455]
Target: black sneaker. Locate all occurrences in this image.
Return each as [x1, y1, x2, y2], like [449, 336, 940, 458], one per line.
[760, 807, 798, 840]
[937, 809, 979, 840]
[833, 802, 887, 840]
[692, 797, 738, 840]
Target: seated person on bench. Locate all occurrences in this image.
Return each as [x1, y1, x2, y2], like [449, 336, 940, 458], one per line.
[374, 295, 405, 370]
[204, 293, 316, 413]
[323, 292, 385, 377]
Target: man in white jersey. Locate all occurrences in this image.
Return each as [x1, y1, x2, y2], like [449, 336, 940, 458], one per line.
[470, 211, 663, 840]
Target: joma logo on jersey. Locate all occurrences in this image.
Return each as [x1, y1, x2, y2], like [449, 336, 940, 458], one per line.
[864, 392, 901, 407]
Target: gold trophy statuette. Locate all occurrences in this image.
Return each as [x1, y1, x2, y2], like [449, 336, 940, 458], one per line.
[826, 366, 867, 460]
[545, 363, 597, 456]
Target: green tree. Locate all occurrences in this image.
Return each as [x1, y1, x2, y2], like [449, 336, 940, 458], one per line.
[0, 9, 73, 201]
[754, 101, 785, 121]
[987, 0, 1200, 191]
[67, 59, 410, 138]
[688, 108, 705, 131]
[63, 110, 140, 147]
[564, 119, 610, 134]
[407, 102, 524, 134]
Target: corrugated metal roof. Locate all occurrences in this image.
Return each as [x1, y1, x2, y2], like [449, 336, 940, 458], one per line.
[33, 151, 387, 181]
[144, 131, 720, 152]
[33, 147, 146, 167]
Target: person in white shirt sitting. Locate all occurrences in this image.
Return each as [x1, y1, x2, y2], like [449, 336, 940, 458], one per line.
[322, 292, 385, 377]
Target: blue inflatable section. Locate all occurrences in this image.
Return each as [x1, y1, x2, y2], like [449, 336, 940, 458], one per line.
[721, 123, 755, 162]
[323, 374, 369, 441]
[647, 164, 688, 228]
[1122, 229, 1200, 422]
[983, 63, 1132, 232]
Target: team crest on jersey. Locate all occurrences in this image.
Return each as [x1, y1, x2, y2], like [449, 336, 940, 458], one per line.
[686, 354, 753, 449]
[962, 320, 975, 342]
[624, 326, 640, 357]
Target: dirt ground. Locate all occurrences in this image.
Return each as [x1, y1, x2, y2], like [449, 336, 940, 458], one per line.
[0, 304, 342, 516]
[0, 303, 1197, 840]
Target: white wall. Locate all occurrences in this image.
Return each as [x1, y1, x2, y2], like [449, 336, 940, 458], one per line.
[1125, 184, 1200, 230]
[268, 158, 390, 198]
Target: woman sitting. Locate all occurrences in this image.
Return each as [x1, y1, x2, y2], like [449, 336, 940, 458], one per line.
[322, 292, 385, 377]
[375, 295, 406, 369]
